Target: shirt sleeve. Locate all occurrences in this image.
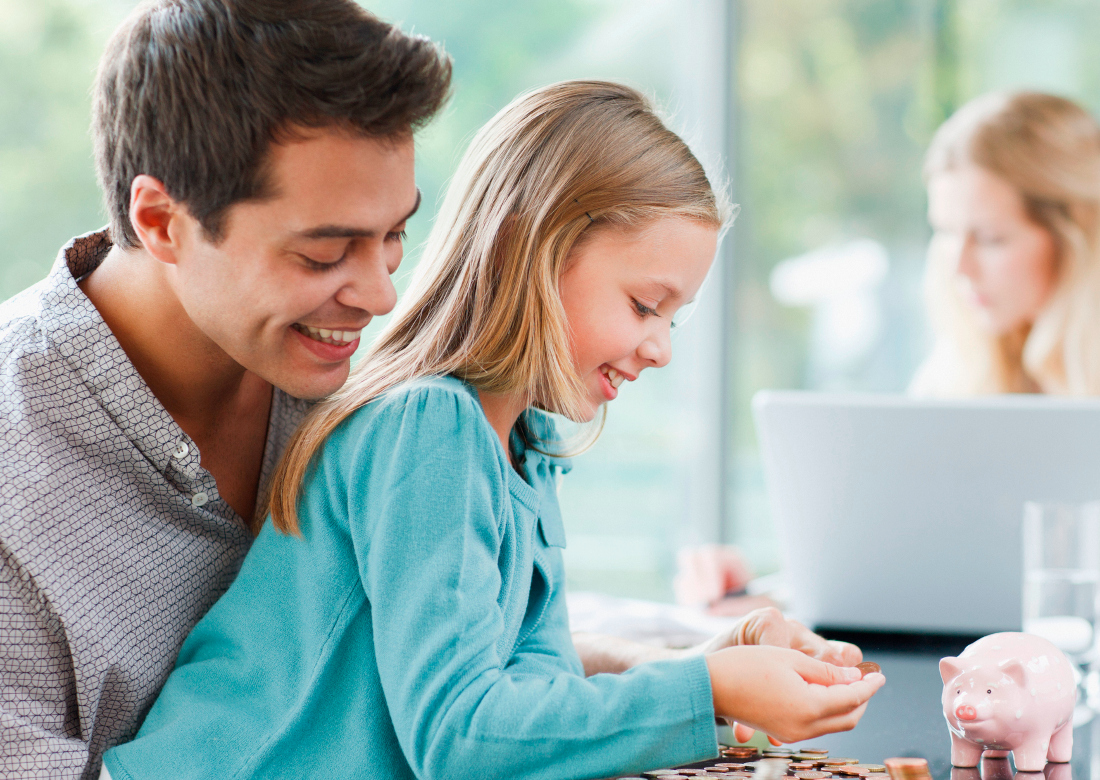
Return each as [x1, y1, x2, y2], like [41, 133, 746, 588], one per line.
[342, 385, 718, 780]
[0, 551, 90, 778]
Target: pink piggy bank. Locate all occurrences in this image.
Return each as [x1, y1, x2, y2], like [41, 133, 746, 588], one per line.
[940, 632, 1075, 772]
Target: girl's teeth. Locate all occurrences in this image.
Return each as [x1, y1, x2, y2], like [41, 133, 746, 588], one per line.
[604, 367, 625, 389]
[319, 328, 332, 339]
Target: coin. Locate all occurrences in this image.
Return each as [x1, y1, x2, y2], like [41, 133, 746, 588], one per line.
[856, 661, 881, 676]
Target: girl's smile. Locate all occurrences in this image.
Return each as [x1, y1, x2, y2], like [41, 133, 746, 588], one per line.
[559, 217, 719, 421]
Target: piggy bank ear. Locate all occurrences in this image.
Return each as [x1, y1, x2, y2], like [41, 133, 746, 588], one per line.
[940, 656, 963, 684]
[999, 658, 1028, 688]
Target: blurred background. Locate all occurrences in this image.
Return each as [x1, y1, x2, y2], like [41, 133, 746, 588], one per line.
[5, 0, 1100, 600]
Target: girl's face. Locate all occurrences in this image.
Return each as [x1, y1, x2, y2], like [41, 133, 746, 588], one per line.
[927, 164, 1059, 335]
[558, 217, 718, 421]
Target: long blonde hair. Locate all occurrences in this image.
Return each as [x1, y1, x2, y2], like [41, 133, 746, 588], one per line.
[913, 91, 1100, 396]
[267, 80, 731, 534]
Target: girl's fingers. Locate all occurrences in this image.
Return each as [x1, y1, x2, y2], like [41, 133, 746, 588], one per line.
[824, 639, 863, 666]
[813, 673, 886, 717]
[812, 699, 871, 735]
[796, 656, 863, 686]
[733, 722, 755, 743]
[732, 722, 784, 747]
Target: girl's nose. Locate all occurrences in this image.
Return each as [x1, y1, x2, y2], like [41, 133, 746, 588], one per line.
[637, 325, 671, 368]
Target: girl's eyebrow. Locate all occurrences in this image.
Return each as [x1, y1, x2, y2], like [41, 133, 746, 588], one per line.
[643, 276, 684, 301]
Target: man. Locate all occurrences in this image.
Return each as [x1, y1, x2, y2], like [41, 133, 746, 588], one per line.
[0, 2, 450, 776]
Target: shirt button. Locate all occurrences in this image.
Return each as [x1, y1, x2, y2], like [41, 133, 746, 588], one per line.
[173, 441, 189, 459]
[191, 491, 209, 508]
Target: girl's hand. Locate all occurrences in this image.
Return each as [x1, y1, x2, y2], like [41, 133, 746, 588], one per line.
[706, 645, 885, 745]
[691, 607, 862, 667]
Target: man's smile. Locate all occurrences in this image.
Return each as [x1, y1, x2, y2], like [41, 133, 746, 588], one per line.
[292, 323, 364, 347]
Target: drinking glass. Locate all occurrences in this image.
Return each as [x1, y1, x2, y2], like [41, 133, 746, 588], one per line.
[1023, 501, 1100, 722]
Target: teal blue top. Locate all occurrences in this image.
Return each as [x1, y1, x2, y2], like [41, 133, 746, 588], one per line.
[103, 377, 717, 780]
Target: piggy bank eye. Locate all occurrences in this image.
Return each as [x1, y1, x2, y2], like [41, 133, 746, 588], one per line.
[987, 689, 992, 694]
[957, 689, 961, 694]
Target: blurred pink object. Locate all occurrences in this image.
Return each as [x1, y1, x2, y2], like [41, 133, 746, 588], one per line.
[940, 632, 1075, 772]
[673, 544, 753, 607]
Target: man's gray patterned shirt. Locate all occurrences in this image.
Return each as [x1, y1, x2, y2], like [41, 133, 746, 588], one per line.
[0, 230, 311, 778]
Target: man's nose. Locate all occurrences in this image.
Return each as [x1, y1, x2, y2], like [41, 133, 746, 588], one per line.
[336, 251, 398, 316]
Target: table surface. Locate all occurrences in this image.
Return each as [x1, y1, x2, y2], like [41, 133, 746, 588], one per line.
[766, 632, 1099, 780]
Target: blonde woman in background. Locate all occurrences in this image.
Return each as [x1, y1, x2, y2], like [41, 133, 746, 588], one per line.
[677, 91, 1100, 617]
[913, 90, 1100, 395]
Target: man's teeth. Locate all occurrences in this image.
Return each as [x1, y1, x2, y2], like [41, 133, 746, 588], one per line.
[603, 367, 625, 389]
[296, 324, 362, 346]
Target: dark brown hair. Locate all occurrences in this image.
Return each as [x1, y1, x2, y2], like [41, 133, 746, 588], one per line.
[93, 0, 451, 249]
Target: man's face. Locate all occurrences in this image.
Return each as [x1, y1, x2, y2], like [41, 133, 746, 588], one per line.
[168, 128, 417, 399]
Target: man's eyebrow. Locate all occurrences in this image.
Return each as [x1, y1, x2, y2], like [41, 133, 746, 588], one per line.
[294, 188, 422, 240]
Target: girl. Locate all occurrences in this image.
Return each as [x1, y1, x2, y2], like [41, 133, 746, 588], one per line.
[104, 81, 883, 780]
[913, 91, 1100, 396]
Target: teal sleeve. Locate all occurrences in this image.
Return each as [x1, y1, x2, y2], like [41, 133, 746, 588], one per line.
[342, 386, 718, 779]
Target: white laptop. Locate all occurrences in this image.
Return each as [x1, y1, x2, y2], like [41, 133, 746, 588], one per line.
[752, 391, 1100, 635]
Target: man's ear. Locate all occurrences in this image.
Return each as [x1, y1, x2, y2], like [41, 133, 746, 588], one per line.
[128, 174, 185, 265]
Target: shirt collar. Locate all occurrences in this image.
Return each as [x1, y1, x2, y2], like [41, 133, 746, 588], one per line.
[40, 229, 198, 477]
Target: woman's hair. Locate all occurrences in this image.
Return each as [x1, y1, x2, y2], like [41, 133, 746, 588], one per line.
[267, 80, 731, 534]
[914, 91, 1100, 396]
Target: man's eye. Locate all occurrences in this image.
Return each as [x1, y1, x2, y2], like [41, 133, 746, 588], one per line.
[301, 254, 345, 272]
[387, 229, 408, 242]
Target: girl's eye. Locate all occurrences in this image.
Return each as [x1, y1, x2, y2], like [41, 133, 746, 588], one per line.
[386, 229, 408, 242]
[631, 298, 658, 318]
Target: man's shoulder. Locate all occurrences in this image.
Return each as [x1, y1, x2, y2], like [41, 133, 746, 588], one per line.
[0, 277, 55, 365]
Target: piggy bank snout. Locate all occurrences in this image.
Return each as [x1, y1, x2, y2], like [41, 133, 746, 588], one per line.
[955, 705, 978, 721]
